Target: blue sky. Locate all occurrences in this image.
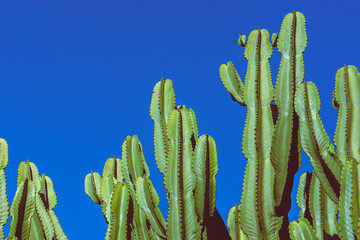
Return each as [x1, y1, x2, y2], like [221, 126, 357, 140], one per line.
[0, 1, 359, 239]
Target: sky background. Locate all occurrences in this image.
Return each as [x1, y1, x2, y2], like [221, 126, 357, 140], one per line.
[0, 0, 359, 239]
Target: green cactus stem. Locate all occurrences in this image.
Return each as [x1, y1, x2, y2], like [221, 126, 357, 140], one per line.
[339, 159, 359, 239]
[135, 176, 166, 239]
[296, 172, 339, 239]
[271, 13, 307, 236]
[150, 78, 176, 175]
[164, 106, 199, 239]
[227, 205, 248, 240]
[193, 134, 218, 238]
[236, 28, 282, 239]
[333, 65, 360, 163]
[9, 160, 67, 240]
[294, 82, 343, 203]
[9, 179, 36, 240]
[105, 181, 132, 240]
[0, 139, 9, 240]
[289, 218, 316, 240]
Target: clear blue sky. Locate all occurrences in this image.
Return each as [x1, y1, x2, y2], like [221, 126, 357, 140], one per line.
[0, 1, 359, 239]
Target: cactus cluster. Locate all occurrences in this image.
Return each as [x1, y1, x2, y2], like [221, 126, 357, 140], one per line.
[0, 138, 67, 240]
[220, 11, 306, 239]
[221, 10, 360, 240]
[85, 79, 229, 239]
[2, 8, 360, 240]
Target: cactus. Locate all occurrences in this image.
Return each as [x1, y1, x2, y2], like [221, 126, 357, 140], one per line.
[294, 82, 343, 203]
[0, 139, 9, 240]
[0, 138, 67, 240]
[291, 65, 360, 239]
[81, 10, 360, 240]
[85, 78, 229, 239]
[289, 218, 316, 240]
[295, 172, 339, 239]
[2, 7, 360, 240]
[85, 140, 167, 240]
[220, 10, 360, 240]
[220, 11, 307, 239]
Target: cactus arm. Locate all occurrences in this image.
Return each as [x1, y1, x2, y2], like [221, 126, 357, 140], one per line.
[193, 134, 218, 237]
[84, 172, 102, 205]
[188, 109, 199, 142]
[29, 212, 46, 240]
[271, 11, 307, 207]
[227, 205, 249, 240]
[308, 174, 323, 240]
[121, 135, 154, 239]
[0, 139, 8, 170]
[0, 170, 8, 240]
[150, 78, 176, 174]
[239, 28, 282, 239]
[39, 175, 57, 211]
[227, 205, 240, 240]
[321, 185, 339, 237]
[48, 210, 67, 240]
[296, 171, 339, 237]
[339, 159, 359, 239]
[0, 139, 9, 240]
[39, 174, 67, 240]
[31, 195, 55, 239]
[17, 161, 41, 192]
[100, 176, 115, 224]
[296, 172, 312, 220]
[334, 65, 360, 163]
[165, 108, 199, 239]
[334, 66, 350, 163]
[100, 176, 114, 205]
[102, 157, 123, 182]
[133, 205, 152, 240]
[106, 182, 132, 240]
[219, 61, 245, 106]
[122, 135, 150, 194]
[344, 66, 360, 162]
[289, 218, 316, 240]
[295, 82, 343, 202]
[100, 157, 123, 223]
[136, 176, 166, 239]
[9, 179, 36, 240]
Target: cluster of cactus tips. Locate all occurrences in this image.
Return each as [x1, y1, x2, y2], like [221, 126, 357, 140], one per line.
[85, 78, 227, 239]
[0, 138, 67, 240]
[85, 79, 226, 239]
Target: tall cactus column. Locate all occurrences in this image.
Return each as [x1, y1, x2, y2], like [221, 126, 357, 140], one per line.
[221, 28, 282, 239]
[271, 11, 307, 237]
[150, 78, 229, 239]
[165, 106, 199, 239]
[220, 11, 308, 239]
